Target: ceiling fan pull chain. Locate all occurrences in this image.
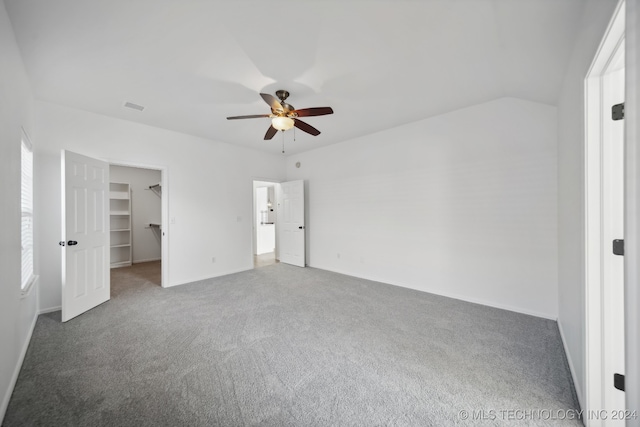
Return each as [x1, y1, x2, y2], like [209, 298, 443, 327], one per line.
[282, 131, 285, 154]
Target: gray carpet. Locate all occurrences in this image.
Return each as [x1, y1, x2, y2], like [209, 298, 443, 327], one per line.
[4, 262, 581, 426]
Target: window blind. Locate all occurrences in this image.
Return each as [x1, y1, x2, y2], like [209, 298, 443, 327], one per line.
[21, 137, 34, 289]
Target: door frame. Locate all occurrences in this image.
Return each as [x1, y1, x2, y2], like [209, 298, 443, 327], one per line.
[109, 159, 169, 288]
[584, 0, 625, 421]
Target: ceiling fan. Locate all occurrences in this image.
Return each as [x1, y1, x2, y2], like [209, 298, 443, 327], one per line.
[227, 90, 334, 140]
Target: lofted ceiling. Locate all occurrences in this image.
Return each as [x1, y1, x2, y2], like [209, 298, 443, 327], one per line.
[5, 0, 585, 155]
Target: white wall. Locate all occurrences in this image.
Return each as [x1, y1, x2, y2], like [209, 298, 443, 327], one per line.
[286, 97, 558, 319]
[556, 0, 619, 409]
[35, 101, 286, 310]
[0, 2, 38, 421]
[110, 165, 161, 263]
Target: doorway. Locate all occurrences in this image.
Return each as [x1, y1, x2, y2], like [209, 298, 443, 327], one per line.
[252, 179, 307, 268]
[253, 180, 278, 268]
[61, 151, 169, 322]
[109, 164, 163, 290]
[584, 0, 625, 422]
[109, 160, 168, 290]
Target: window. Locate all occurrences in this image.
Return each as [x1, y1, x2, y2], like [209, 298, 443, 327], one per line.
[21, 133, 34, 290]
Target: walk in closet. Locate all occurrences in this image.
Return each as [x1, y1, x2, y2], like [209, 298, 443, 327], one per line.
[109, 165, 162, 269]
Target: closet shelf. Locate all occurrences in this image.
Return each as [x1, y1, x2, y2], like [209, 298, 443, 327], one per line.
[110, 182, 132, 268]
[109, 191, 129, 200]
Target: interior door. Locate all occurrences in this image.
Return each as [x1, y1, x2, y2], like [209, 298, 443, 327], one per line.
[602, 61, 625, 417]
[278, 180, 305, 267]
[61, 150, 110, 322]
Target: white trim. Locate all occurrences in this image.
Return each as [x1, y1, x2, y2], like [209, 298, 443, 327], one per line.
[313, 265, 558, 320]
[132, 258, 161, 264]
[586, 1, 627, 78]
[584, 1, 626, 424]
[38, 306, 62, 315]
[165, 266, 253, 288]
[0, 310, 38, 422]
[559, 320, 584, 410]
[20, 275, 38, 299]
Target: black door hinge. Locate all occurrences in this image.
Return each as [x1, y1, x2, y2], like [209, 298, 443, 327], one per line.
[612, 103, 624, 120]
[614, 373, 625, 391]
[613, 239, 624, 256]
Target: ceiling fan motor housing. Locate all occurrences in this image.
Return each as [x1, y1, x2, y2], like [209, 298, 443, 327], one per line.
[275, 90, 290, 102]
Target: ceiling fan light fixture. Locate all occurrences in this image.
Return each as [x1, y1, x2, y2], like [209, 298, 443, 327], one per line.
[227, 91, 333, 140]
[272, 116, 295, 131]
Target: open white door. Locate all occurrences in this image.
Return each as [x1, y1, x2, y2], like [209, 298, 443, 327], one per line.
[602, 61, 626, 422]
[278, 180, 305, 267]
[585, 3, 626, 422]
[61, 150, 110, 322]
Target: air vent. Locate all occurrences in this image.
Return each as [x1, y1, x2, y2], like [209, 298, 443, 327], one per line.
[123, 101, 145, 112]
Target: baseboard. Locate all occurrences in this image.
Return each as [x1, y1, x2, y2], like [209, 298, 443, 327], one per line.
[38, 306, 61, 315]
[165, 266, 253, 288]
[312, 264, 558, 320]
[558, 320, 584, 411]
[133, 258, 161, 264]
[420, 286, 558, 320]
[0, 309, 38, 422]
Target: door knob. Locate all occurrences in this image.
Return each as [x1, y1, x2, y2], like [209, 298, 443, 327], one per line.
[67, 241, 78, 246]
[298, 226, 305, 229]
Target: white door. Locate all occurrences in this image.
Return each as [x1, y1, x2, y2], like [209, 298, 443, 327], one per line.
[61, 150, 110, 322]
[585, 9, 626, 422]
[602, 62, 625, 418]
[278, 180, 305, 267]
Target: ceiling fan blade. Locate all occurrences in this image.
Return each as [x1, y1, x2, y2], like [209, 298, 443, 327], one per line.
[227, 114, 270, 120]
[294, 107, 334, 117]
[260, 93, 283, 112]
[294, 119, 321, 136]
[264, 125, 278, 140]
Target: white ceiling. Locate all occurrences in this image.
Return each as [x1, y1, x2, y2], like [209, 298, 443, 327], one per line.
[5, 0, 585, 155]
